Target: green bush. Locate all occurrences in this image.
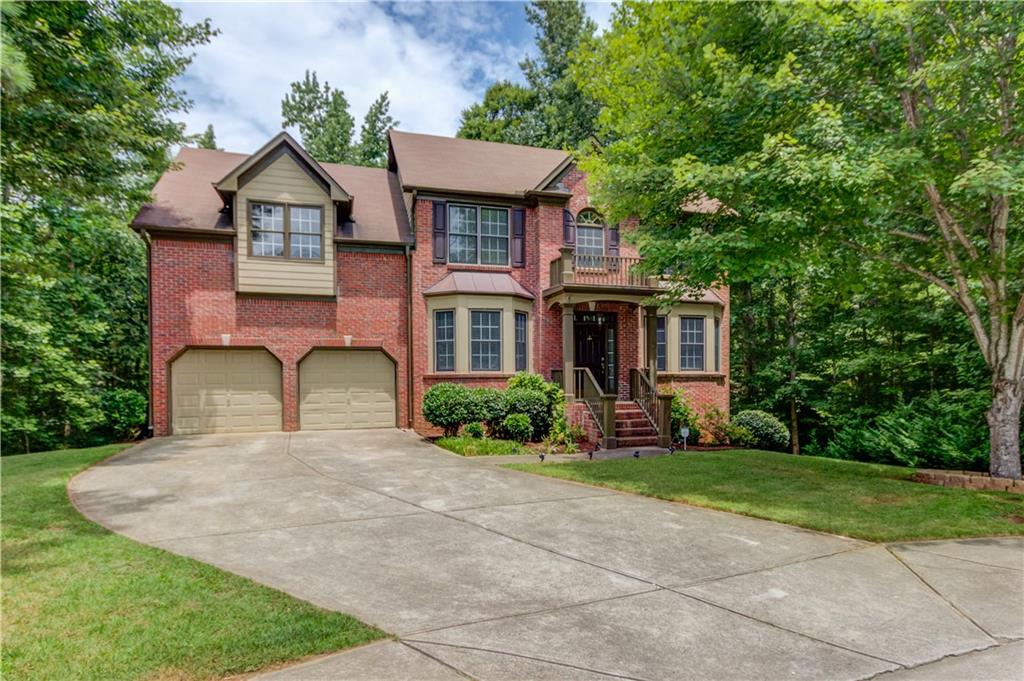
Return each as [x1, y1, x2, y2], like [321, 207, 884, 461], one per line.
[726, 424, 755, 447]
[462, 421, 485, 439]
[469, 387, 505, 428]
[503, 413, 532, 443]
[665, 389, 701, 445]
[422, 383, 473, 436]
[820, 390, 990, 470]
[550, 416, 586, 447]
[100, 389, 147, 440]
[700, 405, 729, 445]
[502, 387, 552, 441]
[508, 371, 564, 420]
[732, 410, 790, 451]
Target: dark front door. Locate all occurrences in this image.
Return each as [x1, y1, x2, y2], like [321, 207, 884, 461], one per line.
[574, 312, 617, 393]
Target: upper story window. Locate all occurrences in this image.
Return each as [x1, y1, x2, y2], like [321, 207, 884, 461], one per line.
[250, 202, 322, 260]
[575, 209, 605, 267]
[680, 316, 705, 371]
[448, 204, 509, 266]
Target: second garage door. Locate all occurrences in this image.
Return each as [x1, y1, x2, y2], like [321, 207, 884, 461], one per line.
[299, 350, 396, 430]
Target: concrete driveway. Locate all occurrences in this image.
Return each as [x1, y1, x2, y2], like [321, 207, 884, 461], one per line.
[70, 430, 1023, 681]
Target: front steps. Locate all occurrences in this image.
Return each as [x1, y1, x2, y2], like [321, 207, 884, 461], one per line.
[614, 401, 658, 447]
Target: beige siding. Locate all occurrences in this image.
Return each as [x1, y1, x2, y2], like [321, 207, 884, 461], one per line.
[236, 154, 335, 296]
[171, 349, 282, 434]
[646, 303, 722, 374]
[299, 350, 396, 429]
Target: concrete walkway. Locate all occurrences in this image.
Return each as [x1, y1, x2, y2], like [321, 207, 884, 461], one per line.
[70, 430, 1023, 681]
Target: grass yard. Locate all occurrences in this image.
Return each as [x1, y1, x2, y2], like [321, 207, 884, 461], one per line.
[508, 449, 1024, 542]
[2, 445, 386, 681]
[435, 436, 529, 456]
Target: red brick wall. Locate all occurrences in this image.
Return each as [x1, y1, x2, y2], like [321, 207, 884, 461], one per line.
[149, 237, 408, 435]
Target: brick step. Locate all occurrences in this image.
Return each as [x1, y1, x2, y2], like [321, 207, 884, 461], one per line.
[616, 435, 659, 447]
[614, 410, 648, 420]
[616, 426, 657, 438]
[615, 418, 655, 429]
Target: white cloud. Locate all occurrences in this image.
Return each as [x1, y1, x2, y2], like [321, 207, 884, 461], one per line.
[173, 1, 526, 153]
[173, 1, 614, 154]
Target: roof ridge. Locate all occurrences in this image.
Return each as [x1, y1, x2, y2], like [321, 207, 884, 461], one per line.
[389, 128, 568, 155]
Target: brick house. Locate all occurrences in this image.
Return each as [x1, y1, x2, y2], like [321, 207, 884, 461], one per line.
[134, 130, 728, 447]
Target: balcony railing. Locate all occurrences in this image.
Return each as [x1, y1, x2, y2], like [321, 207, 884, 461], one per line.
[549, 249, 658, 290]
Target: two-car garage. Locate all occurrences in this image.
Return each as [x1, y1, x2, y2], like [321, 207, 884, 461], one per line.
[169, 348, 396, 435]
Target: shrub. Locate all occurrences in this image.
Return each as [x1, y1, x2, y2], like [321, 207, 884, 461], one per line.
[665, 389, 701, 445]
[469, 387, 504, 427]
[101, 389, 148, 440]
[726, 424, 755, 447]
[462, 421, 485, 439]
[503, 413, 532, 443]
[700, 405, 730, 445]
[422, 383, 473, 436]
[732, 410, 790, 451]
[508, 372, 564, 422]
[502, 387, 552, 441]
[550, 416, 586, 447]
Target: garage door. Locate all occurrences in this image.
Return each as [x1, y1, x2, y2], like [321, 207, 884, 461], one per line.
[171, 349, 282, 434]
[299, 350, 396, 430]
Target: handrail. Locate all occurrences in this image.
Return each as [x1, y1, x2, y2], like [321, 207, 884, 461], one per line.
[629, 368, 657, 428]
[573, 367, 605, 435]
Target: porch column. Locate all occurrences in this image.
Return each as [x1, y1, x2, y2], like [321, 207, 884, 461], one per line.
[644, 305, 659, 384]
[561, 302, 574, 397]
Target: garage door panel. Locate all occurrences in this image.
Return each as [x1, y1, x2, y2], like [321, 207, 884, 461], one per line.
[299, 350, 395, 430]
[171, 349, 282, 434]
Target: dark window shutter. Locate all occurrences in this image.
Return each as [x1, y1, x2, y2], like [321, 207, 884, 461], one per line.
[562, 209, 575, 245]
[432, 201, 447, 263]
[608, 226, 620, 256]
[511, 208, 525, 267]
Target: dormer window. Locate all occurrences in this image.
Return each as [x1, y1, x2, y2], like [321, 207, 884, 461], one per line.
[249, 202, 322, 260]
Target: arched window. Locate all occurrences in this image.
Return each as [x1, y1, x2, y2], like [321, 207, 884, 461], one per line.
[575, 209, 605, 267]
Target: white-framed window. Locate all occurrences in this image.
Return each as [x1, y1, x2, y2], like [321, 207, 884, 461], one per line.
[515, 311, 528, 372]
[434, 310, 455, 372]
[575, 208, 605, 267]
[680, 316, 705, 371]
[289, 206, 322, 259]
[250, 203, 285, 257]
[250, 202, 321, 260]
[470, 310, 502, 371]
[448, 204, 509, 265]
[656, 316, 666, 371]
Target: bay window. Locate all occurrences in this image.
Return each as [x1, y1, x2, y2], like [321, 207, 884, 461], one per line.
[470, 310, 502, 371]
[680, 316, 705, 371]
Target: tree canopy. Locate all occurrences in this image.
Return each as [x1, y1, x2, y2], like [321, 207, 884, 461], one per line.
[354, 91, 399, 168]
[194, 124, 218, 150]
[1, 1, 214, 453]
[458, 0, 598, 149]
[575, 1, 1023, 477]
[281, 70, 356, 164]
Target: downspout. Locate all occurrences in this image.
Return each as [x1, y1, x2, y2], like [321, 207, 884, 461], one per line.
[404, 189, 417, 429]
[140, 228, 154, 437]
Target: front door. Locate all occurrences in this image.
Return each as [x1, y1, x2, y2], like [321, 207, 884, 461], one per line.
[574, 312, 617, 393]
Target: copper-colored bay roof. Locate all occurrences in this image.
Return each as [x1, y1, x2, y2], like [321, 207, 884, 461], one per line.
[389, 130, 569, 197]
[423, 271, 535, 300]
[133, 147, 412, 244]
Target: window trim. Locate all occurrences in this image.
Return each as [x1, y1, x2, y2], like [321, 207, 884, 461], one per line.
[447, 203, 510, 266]
[656, 315, 667, 372]
[469, 308, 503, 372]
[433, 309, 456, 373]
[679, 315, 706, 372]
[514, 311, 528, 372]
[714, 316, 721, 373]
[247, 200, 325, 263]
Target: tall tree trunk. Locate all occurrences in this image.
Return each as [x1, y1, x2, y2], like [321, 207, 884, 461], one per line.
[988, 378, 1022, 479]
[786, 277, 800, 455]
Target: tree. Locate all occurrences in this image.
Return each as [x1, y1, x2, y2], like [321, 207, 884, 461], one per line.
[194, 123, 218, 149]
[1, 1, 214, 453]
[456, 0, 598, 149]
[281, 70, 355, 164]
[354, 91, 398, 168]
[459, 81, 542, 146]
[575, 2, 1023, 477]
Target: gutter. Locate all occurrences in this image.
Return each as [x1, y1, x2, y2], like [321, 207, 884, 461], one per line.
[140, 228, 154, 437]
[404, 189, 417, 429]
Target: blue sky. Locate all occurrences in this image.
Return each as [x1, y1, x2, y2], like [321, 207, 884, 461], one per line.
[173, 1, 615, 154]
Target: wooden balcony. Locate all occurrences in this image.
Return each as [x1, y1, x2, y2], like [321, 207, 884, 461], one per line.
[547, 247, 661, 296]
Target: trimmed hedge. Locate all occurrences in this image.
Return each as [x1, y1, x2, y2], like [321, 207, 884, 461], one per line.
[732, 410, 790, 451]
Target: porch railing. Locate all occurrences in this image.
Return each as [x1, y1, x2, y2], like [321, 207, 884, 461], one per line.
[549, 248, 656, 290]
[629, 368, 657, 428]
[574, 367, 606, 435]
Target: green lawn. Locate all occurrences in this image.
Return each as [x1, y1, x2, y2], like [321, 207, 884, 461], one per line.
[508, 449, 1024, 542]
[435, 436, 529, 456]
[2, 445, 386, 681]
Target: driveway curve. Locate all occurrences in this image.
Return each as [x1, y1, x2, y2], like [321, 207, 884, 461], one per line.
[70, 430, 1023, 681]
